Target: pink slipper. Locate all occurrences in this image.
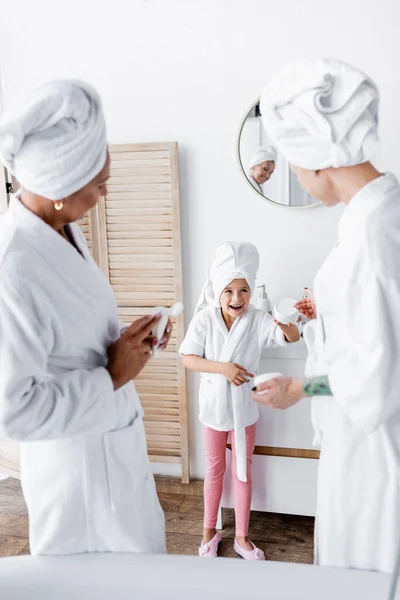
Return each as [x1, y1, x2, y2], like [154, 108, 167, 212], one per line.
[199, 533, 222, 557]
[234, 539, 265, 560]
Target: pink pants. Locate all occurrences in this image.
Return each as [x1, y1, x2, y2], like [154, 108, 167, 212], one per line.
[203, 423, 256, 537]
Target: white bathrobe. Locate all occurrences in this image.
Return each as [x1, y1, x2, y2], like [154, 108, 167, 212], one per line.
[0, 197, 165, 555]
[308, 173, 400, 573]
[248, 176, 263, 194]
[180, 304, 287, 480]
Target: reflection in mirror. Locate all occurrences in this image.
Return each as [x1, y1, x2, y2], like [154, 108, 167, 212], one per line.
[248, 145, 277, 193]
[238, 101, 320, 208]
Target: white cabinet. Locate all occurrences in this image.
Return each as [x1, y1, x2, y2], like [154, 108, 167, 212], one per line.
[220, 340, 319, 518]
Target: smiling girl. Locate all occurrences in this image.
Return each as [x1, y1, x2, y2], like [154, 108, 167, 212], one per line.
[180, 242, 299, 560]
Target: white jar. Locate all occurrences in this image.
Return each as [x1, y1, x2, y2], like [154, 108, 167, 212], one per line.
[252, 372, 282, 393]
[273, 297, 299, 325]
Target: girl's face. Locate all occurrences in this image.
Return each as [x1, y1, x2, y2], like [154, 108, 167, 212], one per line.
[220, 278, 251, 320]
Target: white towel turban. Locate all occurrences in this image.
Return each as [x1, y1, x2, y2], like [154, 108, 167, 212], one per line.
[0, 80, 107, 200]
[248, 145, 277, 169]
[195, 242, 260, 314]
[260, 58, 379, 170]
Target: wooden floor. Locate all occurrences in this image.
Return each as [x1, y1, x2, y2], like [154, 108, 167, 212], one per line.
[0, 477, 314, 562]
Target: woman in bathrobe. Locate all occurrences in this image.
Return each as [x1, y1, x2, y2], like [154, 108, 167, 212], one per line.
[0, 81, 168, 555]
[180, 242, 300, 559]
[253, 58, 400, 573]
[247, 145, 277, 194]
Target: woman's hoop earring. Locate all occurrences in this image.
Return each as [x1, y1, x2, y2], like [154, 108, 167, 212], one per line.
[54, 201, 64, 211]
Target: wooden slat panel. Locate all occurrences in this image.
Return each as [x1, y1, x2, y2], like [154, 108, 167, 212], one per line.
[147, 433, 180, 443]
[117, 297, 175, 307]
[109, 151, 170, 161]
[106, 207, 171, 216]
[111, 159, 170, 168]
[107, 215, 172, 224]
[107, 183, 171, 192]
[140, 375, 178, 383]
[77, 214, 91, 246]
[148, 443, 180, 452]
[107, 197, 172, 206]
[149, 455, 181, 463]
[136, 385, 179, 395]
[144, 414, 180, 423]
[113, 143, 187, 476]
[111, 263, 174, 271]
[109, 142, 176, 153]
[148, 448, 180, 454]
[109, 239, 173, 247]
[78, 142, 189, 483]
[136, 372, 177, 382]
[141, 365, 178, 374]
[109, 175, 171, 184]
[110, 255, 174, 263]
[140, 393, 180, 401]
[108, 229, 172, 237]
[113, 270, 174, 279]
[109, 245, 174, 254]
[112, 283, 175, 292]
[110, 167, 171, 177]
[141, 397, 180, 406]
[106, 196, 172, 205]
[145, 422, 181, 431]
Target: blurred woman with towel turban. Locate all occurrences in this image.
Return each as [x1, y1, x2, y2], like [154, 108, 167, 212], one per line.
[247, 145, 277, 193]
[253, 58, 400, 572]
[0, 80, 168, 555]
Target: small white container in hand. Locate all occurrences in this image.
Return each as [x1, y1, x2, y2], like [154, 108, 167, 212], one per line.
[273, 297, 299, 325]
[252, 372, 282, 394]
[151, 302, 184, 357]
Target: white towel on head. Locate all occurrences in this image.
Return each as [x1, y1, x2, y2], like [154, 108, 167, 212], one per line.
[248, 145, 277, 169]
[0, 80, 107, 200]
[260, 57, 379, 170]
[195, 241, 259, 314]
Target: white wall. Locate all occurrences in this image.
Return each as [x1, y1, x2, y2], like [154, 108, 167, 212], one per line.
[1, 0, 399, 479]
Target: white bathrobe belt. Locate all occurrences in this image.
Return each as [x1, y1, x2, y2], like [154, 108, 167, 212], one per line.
[214, 309, 255, 483]
[216, 370, 250, 483]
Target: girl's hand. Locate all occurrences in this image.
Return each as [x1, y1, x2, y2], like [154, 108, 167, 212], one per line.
[275, 320, 301, 343]
[252, 376, 304, 409]
[222, 363, 254, 387]
[295, 299, 317, 320]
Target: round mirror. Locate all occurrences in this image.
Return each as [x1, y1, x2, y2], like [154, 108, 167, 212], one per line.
[237, 99, 320, 208]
